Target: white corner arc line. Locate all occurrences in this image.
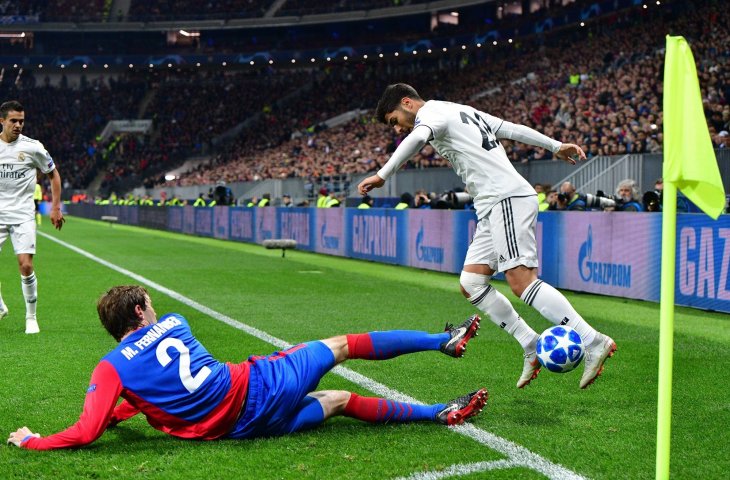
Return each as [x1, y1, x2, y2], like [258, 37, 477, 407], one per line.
[39, 232, 586, 480]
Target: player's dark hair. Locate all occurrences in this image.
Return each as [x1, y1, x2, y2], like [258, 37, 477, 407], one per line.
[97, 285, 149, 342]
[0, 100, 24, 118]
[375, 83, 422, 124]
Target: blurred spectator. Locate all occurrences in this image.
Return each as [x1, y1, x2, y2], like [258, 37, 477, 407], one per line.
[258, 193, 271, 207]
[358, 195, 374, 209]
[395, 192, 413, 210]
[317, 188, 329, 208]
[414, 189, 432, 209]
[281, 194, 293, 207]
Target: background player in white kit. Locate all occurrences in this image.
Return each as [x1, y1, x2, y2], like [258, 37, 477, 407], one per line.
[358, 84, 616, 389]
[0, 100, 65, 334]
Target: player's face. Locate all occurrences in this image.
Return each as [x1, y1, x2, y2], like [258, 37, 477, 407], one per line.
[0, 110, 24, 142]
[385, 102, 417, 135]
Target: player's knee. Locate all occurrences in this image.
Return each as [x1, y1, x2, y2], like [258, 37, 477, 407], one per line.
[310, 390, 351, 417]
[320, 335, 348, 364]
[18, 262, 33, 276]
[460, 271, 491, 301]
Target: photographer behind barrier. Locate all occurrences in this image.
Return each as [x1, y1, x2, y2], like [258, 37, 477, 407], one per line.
[212, 181, 234, 206]
[559, 182, 616, 211]
[612, 179, 644, 212]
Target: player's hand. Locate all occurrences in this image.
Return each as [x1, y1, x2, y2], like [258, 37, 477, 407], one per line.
[7, 427, 40, 447]
[50, 207, 65, 231]
[358, 175, 385, 195]
[555, 143, 586, 165]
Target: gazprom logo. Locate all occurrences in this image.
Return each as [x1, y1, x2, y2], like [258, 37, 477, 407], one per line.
[320, 221, 339, 250]
[415, 222, 444, 264]
[578, 225, 631, 287]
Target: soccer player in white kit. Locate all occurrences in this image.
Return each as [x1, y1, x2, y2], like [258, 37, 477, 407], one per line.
[359, 84, 616, 389]
[0, 100, 65, 334]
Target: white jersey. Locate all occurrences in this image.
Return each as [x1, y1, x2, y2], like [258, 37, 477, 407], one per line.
[0, 134, 55, 224]
[414, 100, 545, 219]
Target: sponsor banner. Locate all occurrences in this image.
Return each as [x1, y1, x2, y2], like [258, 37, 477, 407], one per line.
[315, 208, 344, 256]
[168, 207, 183, 232]
[122, 206, 139, 225]
[138, 205, 167, 230]
[194, 208, 214, 237]
[408, 209, 457, 272]
[68, 205, 730, 314]
[452, 210, 478, 274]
[230, 208, 254, 242]
[536, 212, 560, 286]
[279, 208, 314, 251]
[558, 212, 661, 301]
[346, 209, 407, 265]
[183, 206, 195, 235]
[675, 215, 730, 312]
[213, 207, 229, 240]
[255, 207, 278, 243]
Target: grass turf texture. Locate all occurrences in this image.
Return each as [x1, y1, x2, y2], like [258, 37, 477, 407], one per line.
[0, 217, 727, 479]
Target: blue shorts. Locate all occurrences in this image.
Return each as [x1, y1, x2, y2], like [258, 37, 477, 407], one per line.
[227, 341, 335, 439]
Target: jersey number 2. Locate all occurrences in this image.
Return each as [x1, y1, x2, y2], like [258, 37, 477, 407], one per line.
[156, 338, 212, 393]
[460, 111, 499, 151]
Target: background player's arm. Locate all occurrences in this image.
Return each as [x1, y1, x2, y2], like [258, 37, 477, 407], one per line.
[46, 169, 65, 230]
[358, 126, 431, 194]
[494, 120, 586, 164]
[8, 361, 123, 450]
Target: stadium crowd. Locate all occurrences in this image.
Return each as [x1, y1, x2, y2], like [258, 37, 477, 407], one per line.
[2, 0, 726, 198]
[158, 0, 727, 189]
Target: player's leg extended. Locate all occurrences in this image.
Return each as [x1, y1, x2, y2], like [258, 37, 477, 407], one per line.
[321, 317, 480, 364]
[461, 215, 540, 388]
[500, 196, 616, 388]
[285, 388, 489, 431]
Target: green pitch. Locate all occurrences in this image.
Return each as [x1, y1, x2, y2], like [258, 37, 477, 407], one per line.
[0, 217, 727, 479]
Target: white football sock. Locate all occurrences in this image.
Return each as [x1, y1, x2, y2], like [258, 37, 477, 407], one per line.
[520, 279, 597, 346]
[469, 281, 538, 351]
[21, 272, 37, 318]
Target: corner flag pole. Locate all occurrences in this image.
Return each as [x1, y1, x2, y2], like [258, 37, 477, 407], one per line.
[658, 35, 726, 480]
[656, 179, 677, 480]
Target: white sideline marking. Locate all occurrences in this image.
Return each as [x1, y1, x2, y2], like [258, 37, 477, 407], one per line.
[394, 459, 517, 480]
[40, 231, 586, 480]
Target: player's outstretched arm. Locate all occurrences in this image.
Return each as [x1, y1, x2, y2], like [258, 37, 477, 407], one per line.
[554, 143, 587, 165]
[7, 427, 40, 447]
[358, 175, 385, 195]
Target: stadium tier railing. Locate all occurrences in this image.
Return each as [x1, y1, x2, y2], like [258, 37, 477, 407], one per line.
[66, 204, 730, 314]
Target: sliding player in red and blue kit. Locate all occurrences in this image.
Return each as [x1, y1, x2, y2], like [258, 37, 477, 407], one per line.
[8, 286, 487, 449]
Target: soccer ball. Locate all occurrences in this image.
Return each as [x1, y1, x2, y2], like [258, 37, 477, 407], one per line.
[536, 326, 585, 373]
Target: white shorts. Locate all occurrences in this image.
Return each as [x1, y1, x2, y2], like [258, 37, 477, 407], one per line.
[464, 196, 538, 272]
[0, 220, 37, 255]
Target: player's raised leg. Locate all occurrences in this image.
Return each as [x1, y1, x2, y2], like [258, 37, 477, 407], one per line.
[461, 217, 541, 388]
[323, 315, 480, 364]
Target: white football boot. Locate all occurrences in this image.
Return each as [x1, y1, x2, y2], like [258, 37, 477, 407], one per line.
[517, 351, 541, 388]
[25, 315, 40, 334]
[580, 333, 617, 388]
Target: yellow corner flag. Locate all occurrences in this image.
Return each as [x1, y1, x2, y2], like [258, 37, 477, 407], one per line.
[663, 35, 726, 219]
[657, 36, 726, 480]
